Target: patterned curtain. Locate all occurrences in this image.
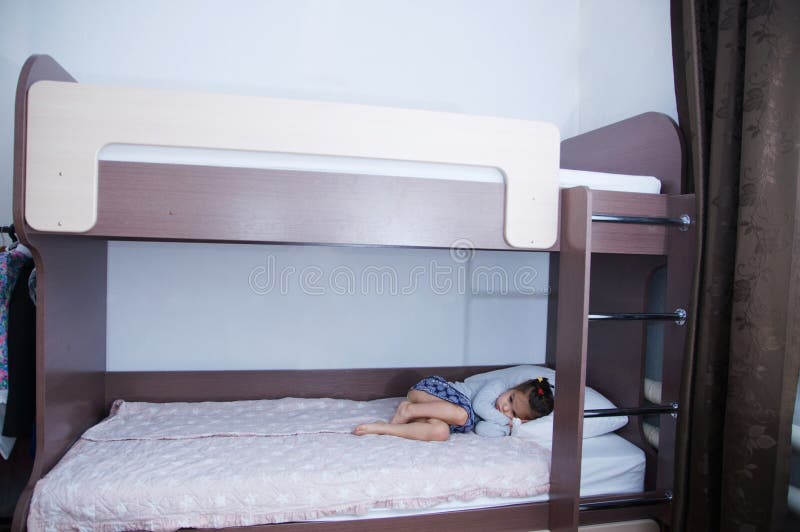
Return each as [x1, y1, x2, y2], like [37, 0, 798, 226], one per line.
[670, 1, 800, 530]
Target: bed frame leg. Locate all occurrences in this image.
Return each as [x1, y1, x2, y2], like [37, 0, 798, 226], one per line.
[549, 187, 592, 532]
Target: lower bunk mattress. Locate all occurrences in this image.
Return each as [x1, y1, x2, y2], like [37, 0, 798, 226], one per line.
[28, 397, 645, 531]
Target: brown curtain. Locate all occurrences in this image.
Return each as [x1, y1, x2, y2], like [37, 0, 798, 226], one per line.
[671, 1, 800, 531]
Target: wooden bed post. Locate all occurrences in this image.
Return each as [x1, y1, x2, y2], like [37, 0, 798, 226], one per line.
[11, 56, 109, 532]
[658, 194, 697, 492]
[549, 187, 592, 532]
[545, 253, 560, 368]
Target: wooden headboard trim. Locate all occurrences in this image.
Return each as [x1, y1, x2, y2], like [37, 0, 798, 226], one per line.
[561, 112, 685, 195]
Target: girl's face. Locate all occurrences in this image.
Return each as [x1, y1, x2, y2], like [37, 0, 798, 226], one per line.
[495, 389, 535, 421]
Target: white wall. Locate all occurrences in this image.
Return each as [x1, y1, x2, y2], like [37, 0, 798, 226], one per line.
[579, 0, 677, 132]
[0, 0, 31, 222]
[0, 0, 676, 371]
[107, 242, 550, 370]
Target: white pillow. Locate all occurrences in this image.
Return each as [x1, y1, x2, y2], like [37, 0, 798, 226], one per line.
[509, 365, 627, 444]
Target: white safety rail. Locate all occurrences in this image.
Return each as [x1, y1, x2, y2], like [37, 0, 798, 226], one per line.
[25, 81, 560, 249]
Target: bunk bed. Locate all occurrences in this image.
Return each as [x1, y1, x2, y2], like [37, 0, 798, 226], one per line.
[10, 55, 696, 532]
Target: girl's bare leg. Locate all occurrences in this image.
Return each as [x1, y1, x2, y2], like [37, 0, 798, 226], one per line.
[390, 390, 468, 426]
[353, 418, 450, 441]
[406, 390, 444, 403]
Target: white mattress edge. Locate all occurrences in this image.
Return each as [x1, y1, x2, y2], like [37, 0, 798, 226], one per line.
[315, 432, 645, 522]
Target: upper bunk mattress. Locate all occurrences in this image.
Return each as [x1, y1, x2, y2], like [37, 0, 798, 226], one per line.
[558, 168, 661, 194]
[28, 397, 643, 531]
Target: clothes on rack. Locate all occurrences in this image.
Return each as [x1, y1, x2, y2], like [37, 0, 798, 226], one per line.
[0, 225, 17, 245]
[3, 261, 35, 439]
[28, 268, 37, 305]
[0, 250, 29, 394]
[0, 245, 34, 459]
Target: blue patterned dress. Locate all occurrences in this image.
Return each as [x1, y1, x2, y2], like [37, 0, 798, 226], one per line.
[0, 250, 29, 395]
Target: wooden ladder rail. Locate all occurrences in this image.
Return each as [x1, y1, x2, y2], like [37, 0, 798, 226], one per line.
[549, 186, 593, 531]
[658, 194, 696, 493]
[548, 189, 697, 532]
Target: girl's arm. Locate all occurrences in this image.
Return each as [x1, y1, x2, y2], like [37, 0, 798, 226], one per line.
[471, 380, 512, 437]
[474, 420, 509, 437]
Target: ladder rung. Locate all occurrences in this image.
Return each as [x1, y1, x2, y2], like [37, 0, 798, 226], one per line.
[588, 309, 687, 325]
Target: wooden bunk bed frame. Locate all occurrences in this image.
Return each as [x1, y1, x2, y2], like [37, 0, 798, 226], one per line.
[9, 55, 696, 532]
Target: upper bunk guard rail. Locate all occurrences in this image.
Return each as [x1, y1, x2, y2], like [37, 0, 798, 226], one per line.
[21, 67, 694, 255]
[24, 80, 560, 249]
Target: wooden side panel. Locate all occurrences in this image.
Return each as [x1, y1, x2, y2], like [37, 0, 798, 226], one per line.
[194, 503, 551, 532]
[591, 191, 670, 255]
[106, 366, 507, 405]
[31, 237, 108, 470]
[85, 162, 675, 254]
[11, 55, 107, 532]
[591, 225, 666, 256]
[12, 56, 108, 532]
[561, 112, 685, 195]
[92, 161, 514, 250]
[10, 236, 108, 532]
[586, 254, 664, 489]
[549, 187, 592, 532]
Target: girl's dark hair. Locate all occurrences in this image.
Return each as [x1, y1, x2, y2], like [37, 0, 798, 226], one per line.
[514, 377, 554, 419]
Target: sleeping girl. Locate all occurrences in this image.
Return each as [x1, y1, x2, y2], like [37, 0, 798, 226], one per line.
[353, 365, 554, 441]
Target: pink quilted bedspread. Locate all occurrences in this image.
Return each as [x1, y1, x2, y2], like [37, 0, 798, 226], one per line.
[28, 397, 550, 531]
